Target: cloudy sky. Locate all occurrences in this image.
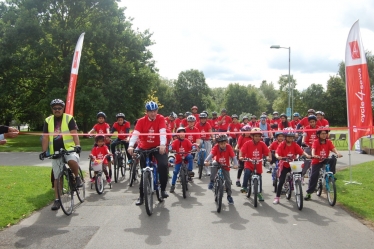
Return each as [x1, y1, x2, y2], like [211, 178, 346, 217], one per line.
[119, 0, 374, 90]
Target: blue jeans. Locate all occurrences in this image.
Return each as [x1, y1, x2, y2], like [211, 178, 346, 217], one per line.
[171, 154, 193, 185]
[242, 169, 262, 193]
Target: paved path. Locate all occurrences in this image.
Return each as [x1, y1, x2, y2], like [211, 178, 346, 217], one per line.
[0, 151, 374, 248]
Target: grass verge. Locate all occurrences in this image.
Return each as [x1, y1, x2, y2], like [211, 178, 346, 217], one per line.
[335, 162, 374, 223]
[0, 166, 54, 229]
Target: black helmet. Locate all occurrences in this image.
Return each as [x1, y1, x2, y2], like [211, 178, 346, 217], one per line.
[97, 112, 107, 119]
[50, 99, 65, 107]
[280, 113, 287, 118]
[95, 135, 105, 143]
[216, 134, 228, 142]
[308, 115, 317, 121]
[116, 113, 125, 119]
[185, 111, 192, 116]
[199, 113, 208, 118]
[221, 108, 227, 113]
[212, 111, 218, 116]
[202, 110, 209, 115]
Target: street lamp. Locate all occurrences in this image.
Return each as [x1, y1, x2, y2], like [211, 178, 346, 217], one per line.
[270, 45, 292, 117]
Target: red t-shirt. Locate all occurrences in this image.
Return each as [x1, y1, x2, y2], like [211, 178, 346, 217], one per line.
[278, 122, 292, 130]
[209, 118, 219, 130]
[249, 121, 258, 127]
[299, 117, 309, 127]
[181, 119, 188, 128]
[289, 120, 300, 129]
[210, 144, 235, 171]
[270, 119, 281, 129]
[165, 117, 176, 132]
[303, 125, 320, 147]
[195, 122, 212, 140]
[193, 113, 200, 123]
[91, 145, 110, 164]
[318, 119, 329, 127]
[112, 121, 130, 140]
[276, 141, 304, 168]
[227, 123, 241, 138]
[218, 115, 232, 131]
[240, 140, 270, 173]
[134, 114, 166, 149]
[175, 118, 183, 128]
[311, 139, 335, 165]
[92, 122, 110, 134]
[185, 126, 201, 143]
[237, 136, 252, 149]
[269, 140, 282, 151]
[171, 138, 193, 164]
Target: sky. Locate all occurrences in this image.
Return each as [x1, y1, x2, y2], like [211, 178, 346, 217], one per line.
[118, 0, 374, 90]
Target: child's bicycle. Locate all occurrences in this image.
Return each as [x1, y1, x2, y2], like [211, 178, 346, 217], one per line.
[170, 150, 195, 198]
[315, 155, 339, 206]
[129, 152, 140, 187]
[209, 162, 227, 213]
[197, 141, 207, 179]
[42, 148, 85, 216]
[113, 140, 127, 183]
[242, 158, 262, 208]
[281, 157, 304, 210]
[90, 157, 112, 194]
[135, 147, 164, 216]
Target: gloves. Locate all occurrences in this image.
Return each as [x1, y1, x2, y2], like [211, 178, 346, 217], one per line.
[39, 151, 47, 160]
[74, 145, 82, 154]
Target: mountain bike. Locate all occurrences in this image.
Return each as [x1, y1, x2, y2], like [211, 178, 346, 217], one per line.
[90, 158, 112, 194]
[282, 158, 304, 210]
[315, 155, 338, 206]
[135, 148, 164, 216]
[209, 162, 227, 213]
[42, 148, 85, 216]
[129, 151, 140, 187]
[113, 140, 127, 183]
[242, 158, 262, 208]
[171, 150, 195, 198]
[197, 141, 207, 179]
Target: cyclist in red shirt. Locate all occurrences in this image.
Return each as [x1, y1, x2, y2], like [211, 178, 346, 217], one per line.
[195, 112, 212, 175]
[273, 128, 310, 204]
[304, 127, 342, 200]
[185, 115, 201, 145]
[204, 134, 238, 205]
[217, 109, 232, 132]
[301, 115, 320, 177]
[165, 112, 177, 132]
[316, 111, 329, 127]
[234, 125, 252, 187]
[249, 115, 258, 127]
[110, 113, 131, 165]
[297, 109, 316, 128]
[128, 101, 169, 205]
[90, 135, 112, 183]
[227, 114, 241, 148]
[88, 112, 111, 145]
[267, 131, 284, 173]
[290, 112, 301, 128]
[239, 128, 271, 201]
[175, 113, 184, 128]
[209, 111, 219, 131]
[241, 116, 249, 128]
[270, 111, 281, 130]
[278, 113, 291, 130]
[191, 106, 200, 123]
[181, 111, 191, 128]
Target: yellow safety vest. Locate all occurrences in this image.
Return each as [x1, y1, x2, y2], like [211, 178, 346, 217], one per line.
[46, 113, 75, 155]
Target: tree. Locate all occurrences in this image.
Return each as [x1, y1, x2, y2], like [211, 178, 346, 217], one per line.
[272, 75, 296, 114]
[300, 83, 326, 113]
[259, 80, 278, 114]
[324, 76, 347, 126]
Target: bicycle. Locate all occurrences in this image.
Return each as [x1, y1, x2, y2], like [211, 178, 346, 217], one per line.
[113, 140, 127, 183]
[242, 158, 262, 208]
[281, 158, 304, 210]
[135, 148, 164, 216]
[90, 157, 112, 194]
[209, 162, 227, 213]
[129, 151, 140, 187]
[42, 148, 85, 216]
[197, 141, 207, 179]
[315, 155, 338, 206]
[270, 150, 279, 193]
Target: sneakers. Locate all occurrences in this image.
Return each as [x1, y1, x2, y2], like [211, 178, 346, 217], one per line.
[227, 196, 234, 205]
[90, 177, 95, 183]
[236, 181, 241, 187]
[170, 185, 175, 193]
[240, 187, 248, 193]
[273, 197, 280, 204]
[75, 176, 83, 188]
[106, 176, 111, 183]
[51, 200, 60, 210]
[161, 191, 169, 198]
[304, 193, 311, 200]
[127, 159, 132, 165]
[188, 171, 195, 177]
[135, 197, 144, 206]
[267, 167, 272, 173]
[188, 177, 193, 182]
[208, 182, 214, 190]
[258, 193, 264, 201]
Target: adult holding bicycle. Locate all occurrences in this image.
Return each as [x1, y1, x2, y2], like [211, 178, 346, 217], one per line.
[304, 127, 342, 201]
[39, 99, 82, 211]
[128, 101, 169, 206]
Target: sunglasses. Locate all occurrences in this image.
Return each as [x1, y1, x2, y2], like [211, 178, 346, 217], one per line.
[52, 107, 63, 111]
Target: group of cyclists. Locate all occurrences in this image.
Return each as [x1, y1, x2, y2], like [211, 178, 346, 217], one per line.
[41, 99, 342, 211]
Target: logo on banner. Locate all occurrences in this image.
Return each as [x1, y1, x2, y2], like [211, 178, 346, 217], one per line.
[349, 41, 361, 59]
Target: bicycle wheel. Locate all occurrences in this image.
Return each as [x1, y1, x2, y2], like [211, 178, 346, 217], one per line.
[198, 154, 204, 179]
[76, 167, 85, 203]
[89, 159, 93, 179]
[285, 180, 292, 200]
[326, 176, 337, 206]
[181, 168, 187, 199]
[57, 170, 73, 215]
[316, 179, 323, 196]
[273, 177, 278, 193]
[217, 179, 223, 213]
[143, 171, 153, 216]
[114, 155, 119, 183]
[129, 160, 138, 187]
[120, 152, 126, 177]
[253, 178, 258, 208]
[295, 179, 303, 210]
[95, 172, 104, 194]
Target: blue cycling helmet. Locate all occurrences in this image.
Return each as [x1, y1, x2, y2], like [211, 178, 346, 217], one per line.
[274, 132, 284, 138]
[145, 101, 158, 111]
[293, 112, 300, 117]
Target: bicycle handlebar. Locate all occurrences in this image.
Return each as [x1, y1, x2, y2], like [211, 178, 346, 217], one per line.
[42, 148, 77, 159]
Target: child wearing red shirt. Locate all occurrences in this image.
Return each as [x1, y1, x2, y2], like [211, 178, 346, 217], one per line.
[234, 125, 252, 187]
[273, 129, 310, 204]
[204, 134, 238, 205]
[185, 115, 201, 145]
[90, 135, 112, 183]
[301, 115, 320, 177]
[267, 132, 285, 173]
[304, 128, 342, 200]
[227, 114, 241, 147]
[239, 128, 271, 201]
[175, 113, 184, 128]
[195, 113, 213, 175]
[110, 113, 131, 164]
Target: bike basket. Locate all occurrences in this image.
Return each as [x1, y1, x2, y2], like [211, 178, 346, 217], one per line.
[92, 159, 103, 171]
[290, 161, 303, 173]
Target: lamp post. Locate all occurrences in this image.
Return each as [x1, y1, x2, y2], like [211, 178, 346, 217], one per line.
[270, 45, 292, 116]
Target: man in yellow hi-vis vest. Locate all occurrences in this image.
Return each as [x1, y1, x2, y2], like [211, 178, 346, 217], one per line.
[40, 99, 82, 211]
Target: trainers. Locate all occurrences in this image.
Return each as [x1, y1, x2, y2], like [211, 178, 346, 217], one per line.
[227, 196, 234, 205]
[240, 187, 248, 193]
[51, 200, 60, 210]
[304, 193, 311, 200]
[135, 197, 144, 206]
[188, 177, 193, 182]
[90, 177, 95, 183]
[208, 182, 214, 190]
[75, 176, 83, 188]
[127, 159, 132, 165]
[161, 191, 169, 198]
[258, 193, 264, 201]
[273, 197, 280, 204]
[267, 167, 272, 173]
[106, 176, 111, 183]
[170, 185, 175, 193]
[236, 181, 241, 187]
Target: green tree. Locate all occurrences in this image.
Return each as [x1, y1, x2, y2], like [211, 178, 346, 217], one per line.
[324, 76, 347, 126]
[259, 80, 278, 114]
[300, 83, 326, 113]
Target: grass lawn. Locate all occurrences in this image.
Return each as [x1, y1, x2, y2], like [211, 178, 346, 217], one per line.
[0, 133, 94, 152]
[335, 162, 374, 222]
[0, 166, 54, 229]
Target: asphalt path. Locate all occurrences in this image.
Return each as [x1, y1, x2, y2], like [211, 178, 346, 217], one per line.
[1, 151, 374, 248]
